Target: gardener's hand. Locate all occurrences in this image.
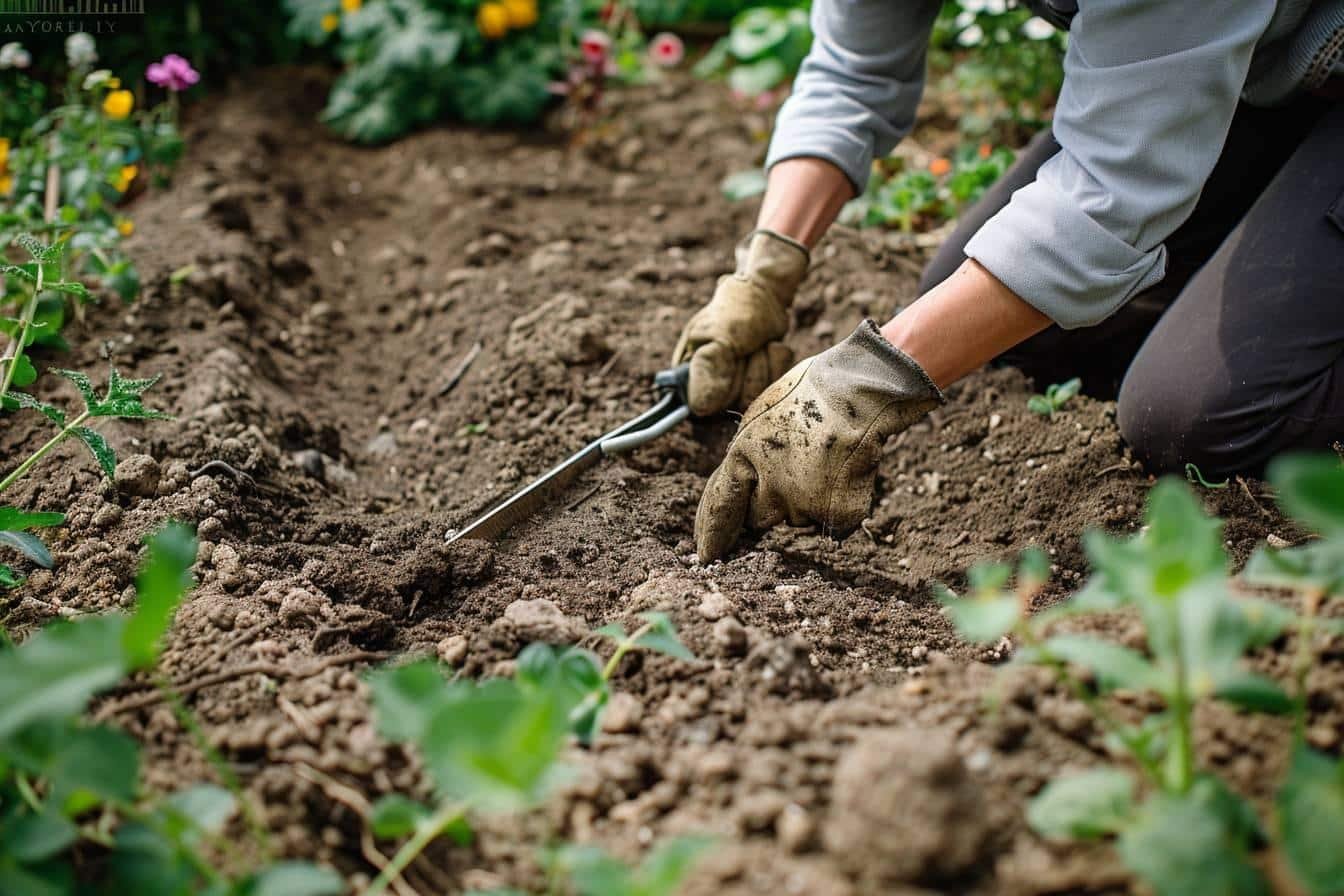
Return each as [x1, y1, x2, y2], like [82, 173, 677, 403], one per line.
[673, 229, 809, 416]
[695, 320, 945, 562]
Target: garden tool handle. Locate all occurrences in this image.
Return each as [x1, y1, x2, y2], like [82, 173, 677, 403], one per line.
[599, 364, 691, 456]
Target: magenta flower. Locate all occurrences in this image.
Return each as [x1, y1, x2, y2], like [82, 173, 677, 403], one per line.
[648, 32, 683, 67]
[580, 30, 611, 67]
[145, 53, 200, 92]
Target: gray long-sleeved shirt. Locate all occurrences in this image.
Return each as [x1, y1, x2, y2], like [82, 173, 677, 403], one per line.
[765, 0, 1327, 329]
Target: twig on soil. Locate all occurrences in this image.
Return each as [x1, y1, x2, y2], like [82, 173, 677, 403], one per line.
[1094, 462, 1134, 478]
[596, 348, 622, 379]
[188, 460, 256, 486]
[1236, 476, 1273, 518]
[566, 484, 601, 512]
[436, 340, 482, 397]
[276, 696, 322, 743]
[95, 651, 391, 719]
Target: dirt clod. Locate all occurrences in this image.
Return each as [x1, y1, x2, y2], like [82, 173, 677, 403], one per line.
[114, 453, 161, 498]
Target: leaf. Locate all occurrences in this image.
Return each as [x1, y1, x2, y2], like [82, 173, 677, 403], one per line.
[0, 564, 21, 588]
[1116, 785, 1268, 896]
[1267, 454, 1344, 536]
[1277, 742, 1344, 895]
[73, 427, 116, 480]
[40, 723, 140, 807]
[727, 57, 788, 95]
[1027, 768, 1135, 840]
[942, 593, 1019, 644]
[7, 392, 66, 426]
[369, 794, 429, 840]
[0, 615, 128, 741]
[0, 531, 54, 568]
[635, 612, 695, 661]
[86, 368, 171, 421]
[1035, 635, 1158, 692]
[1235, 596, 1295, 648]
[367, 660, 452, 743]
[0, 508, 64, 531]
[1052, 377, 1081, 403]
[635, 836, 713, 895]
[122, 523, 198, 669]
[2, 809, 79, 864]
[728, 7, 790, 60]
[1213, 671, 1293, 714]
[720, 169, 767, 202]
[594, 622, 627, 643]
[243, 863, 347, 896]
[1243, 540, 1344, 597]
[160, 785, 238, 843]
[1026, 395, 1054, 416]
[8, 352, 37, 387]
[46, 281, 89, 302]
[54, 369, 97, 407]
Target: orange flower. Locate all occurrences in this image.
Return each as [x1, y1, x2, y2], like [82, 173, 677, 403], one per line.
[115, 217, 134, 236]
[477, 2, 509, 38]
[341, 0, 361, 10]
[503, 0, 537, 29]
[321, 12, 340, 32]
[978, 142, 992, 159]
[0, 175, 12, 197]
[112, 163, 138, 192]
[929, 157, 952, 177]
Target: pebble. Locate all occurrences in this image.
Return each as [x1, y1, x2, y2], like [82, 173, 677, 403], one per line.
[114, 453, 161, 498]
[713, 617, 749, 656]
[697, 591, 733, 621]
[437, 634, 469, 666]
[601, 692, 645, 734]
[776, 803, 815, 853]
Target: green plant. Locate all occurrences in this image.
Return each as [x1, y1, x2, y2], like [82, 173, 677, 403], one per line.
[362, 611, 697, 896]
[692, 5, 811, 95]
[1026, 376, 1080, 417]
[2, 237, 170, 494]
[0, 506, 63, 590]
[287, 0, 620, 142]
[941, 462, 1344, 896]
[0, 522, 347, 896]
[929, 0, 1066, 143]
[834, 144, 1016, 233]
[548, 836, 713, 895]
[1185, 463, 1229, 490]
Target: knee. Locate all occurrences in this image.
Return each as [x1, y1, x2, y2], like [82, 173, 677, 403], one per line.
[1117, 371, 1260, 479]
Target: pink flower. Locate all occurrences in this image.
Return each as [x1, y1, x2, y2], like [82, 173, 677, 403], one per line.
[648, 32, 683, 67]
[580, 30, 611, 67]
[146, 53, 200, 92]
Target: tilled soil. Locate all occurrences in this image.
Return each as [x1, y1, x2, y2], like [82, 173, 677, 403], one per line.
[4, 68, 1339, 895]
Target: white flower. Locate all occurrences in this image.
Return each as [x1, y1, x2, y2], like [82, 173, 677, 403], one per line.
[954, 10, 975, 28]
[1022, 15, 1056, 39]
[957, 23, 985, 46]
[959, 0, 987, 12]
[0, 41, 30, 70]
[985, 0, 1007, 14]
[65, 32, 98, 69]
[82, 68, 113, 90]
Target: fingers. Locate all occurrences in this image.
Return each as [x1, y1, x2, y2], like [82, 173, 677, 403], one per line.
[695, 453, 757, 563]
[686, 341, 740, 416]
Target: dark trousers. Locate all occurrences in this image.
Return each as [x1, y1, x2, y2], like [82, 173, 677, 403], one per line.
[920, 98, 1344, 477]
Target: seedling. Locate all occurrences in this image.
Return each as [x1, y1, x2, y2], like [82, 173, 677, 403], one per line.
[941, 463, 1344, 895]
[0, 505, 63, 589]
[1027, 377, 1080, 417]
[363, 612, 695, 896]
[0, 522, 345, 895]
[1184, 463, 1228, 490]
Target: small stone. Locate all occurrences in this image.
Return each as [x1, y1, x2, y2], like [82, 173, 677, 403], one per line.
[197, 516, 224, 541]
[989, 413, 1003, 429]
[601, 693, 645, 734]
[697, 591, 733, 621]
[365, 432, 398, 456]
[737, 790, 789, 833]
[503, 598, 585, 643]
[713, 617, 749, 656]
[292, 449, 325, 480]
[437, 634, 469, 666]
[1266, 533, 1292, 549]
[279, 588, 326, 628]
[91, 503, 122, 530]
[114, 454, 161, 498]
[527, 240, 574, 274]
[776, 803, 815, 853]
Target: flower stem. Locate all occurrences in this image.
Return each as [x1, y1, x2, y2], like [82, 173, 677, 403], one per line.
[0, 409, 90, 496]
[364, 801, 466, 896]
[0, 253, 43, 401]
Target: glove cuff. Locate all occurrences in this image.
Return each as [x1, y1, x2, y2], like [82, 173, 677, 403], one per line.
[839, 319, 947, 407]
[733, 229, 810, 307]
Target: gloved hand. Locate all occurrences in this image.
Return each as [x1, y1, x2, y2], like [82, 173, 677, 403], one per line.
[695, 320, 945, 562]
[673, 229, 809, 416]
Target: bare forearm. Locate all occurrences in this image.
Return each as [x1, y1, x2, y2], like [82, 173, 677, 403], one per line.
[880, 259, 1050, 389]
[756, 157, 855, 248]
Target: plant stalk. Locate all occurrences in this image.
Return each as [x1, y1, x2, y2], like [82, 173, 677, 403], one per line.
[1167, 603, 1195, 793]
[602, 620, 654, 682]
[364, 801, 466, 896]
[0, 247, 43, 401]
[1291, 587, 1323, 739]
[0, 409, 90, 496]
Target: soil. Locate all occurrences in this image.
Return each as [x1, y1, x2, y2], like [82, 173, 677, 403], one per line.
[4, 67, 1340, 895]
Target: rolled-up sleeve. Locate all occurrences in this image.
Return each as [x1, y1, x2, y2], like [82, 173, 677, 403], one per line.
[964, 0, 1277, 328]
[765, 0, 942, 195]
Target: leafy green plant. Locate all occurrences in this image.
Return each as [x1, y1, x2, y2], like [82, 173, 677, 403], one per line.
[1026, 376, 1080, 417]
[1185, 462, 1228, 490]
[362, 611, 695, 896]
[693, 5, 811, 96]
[929, 0, 1066, 143]
[0, 522, 346, 896]
[287, 0, 623, 142]
[0, 506, 63, 590]
[834, 144, 1016, 233]
[941, 463, 1344, 896]
[548, 836, 713, 895]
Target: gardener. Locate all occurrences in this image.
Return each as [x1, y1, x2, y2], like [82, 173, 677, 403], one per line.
[677, 0, 1344, 562]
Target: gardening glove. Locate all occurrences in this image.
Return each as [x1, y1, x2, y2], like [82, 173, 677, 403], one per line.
[695, 320, 945, 563]
[672, 229, 809, 416]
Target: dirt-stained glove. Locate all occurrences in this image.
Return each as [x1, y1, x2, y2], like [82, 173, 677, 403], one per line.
[672, 229, 809, 416]
[695, 320, 945, 562]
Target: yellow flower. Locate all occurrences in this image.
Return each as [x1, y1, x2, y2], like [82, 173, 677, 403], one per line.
[321, 12, 340, 32]
[0, 175, 12, 197]
[0, 138, 10, 168]
[502, 0, 537, 29]
[477, 2, 509, 39]
[112, 164, 138, 192]
[115, 217, 134, 237]
[341, 0, 361, 11]
[103, 89, 134, 119]
[106, 76, 121, 89]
